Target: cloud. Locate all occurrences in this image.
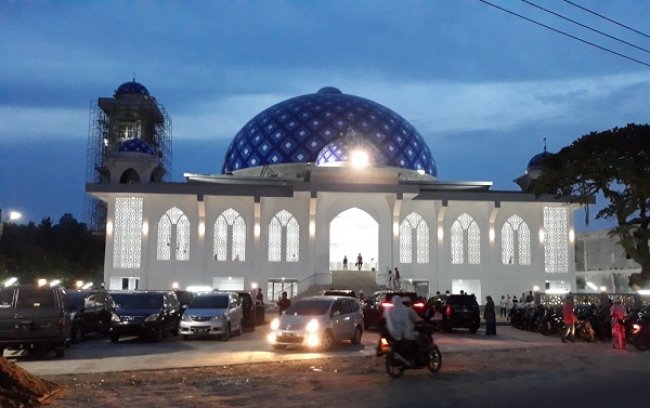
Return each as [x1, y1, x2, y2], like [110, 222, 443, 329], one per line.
[0, 106, 88, 142]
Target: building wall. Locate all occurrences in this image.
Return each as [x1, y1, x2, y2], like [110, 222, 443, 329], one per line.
[103, 192, 576, 302]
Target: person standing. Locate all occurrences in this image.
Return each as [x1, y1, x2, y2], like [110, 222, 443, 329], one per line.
[610, 297, 627, 350]
[394, 267, 401, 290]
[277, 291, 291, 315]
[256, 287, 264, 304]
[342, 255, 348, 270]
[484, 296, 497, 335]
[358, 290, 366, 303]
[356, 253, 363, 271]
[499, 295, 507, 318]
[386, 268, 393, 289]
[561, 295, 577, 343]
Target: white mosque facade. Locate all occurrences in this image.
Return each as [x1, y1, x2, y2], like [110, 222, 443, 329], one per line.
[88, 83, 578, 303]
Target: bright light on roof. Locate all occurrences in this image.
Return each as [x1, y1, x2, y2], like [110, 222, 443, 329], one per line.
[49, 279, 61, 287]
[3, 277, 17, 287]
[81, 282, 93, 290]
[8, 211, 22, 221]
[350, 149, 369, 168]
[638, 289, 650, 295]
[586, 281, 598, 291]
[186, 285, 214, 293]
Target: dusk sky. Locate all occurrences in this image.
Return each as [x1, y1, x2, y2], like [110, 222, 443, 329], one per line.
[2, 1, 649, 232]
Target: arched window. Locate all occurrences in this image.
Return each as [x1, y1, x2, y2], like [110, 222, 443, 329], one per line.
[501, 214, 531, 265]
[399, 212, 429, 264]
[214, 208, 246, 262]
[156, 207, 190, 261]
[119, 169, 140, 184]
[450, 213, 480, 265]
[544, 207, 568, 273]
[268, 210, 299, 262]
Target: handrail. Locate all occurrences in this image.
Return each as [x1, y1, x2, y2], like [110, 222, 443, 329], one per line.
[268, 271, 332, 303]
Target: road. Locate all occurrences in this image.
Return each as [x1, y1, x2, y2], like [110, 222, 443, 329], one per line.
[11, 324, 563, 376]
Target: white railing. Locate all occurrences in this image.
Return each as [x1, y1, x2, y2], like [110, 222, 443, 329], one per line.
[329, 261, 378, 271]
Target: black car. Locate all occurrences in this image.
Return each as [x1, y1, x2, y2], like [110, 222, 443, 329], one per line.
[173, 289, 194, 310]
[235, 291, 256, 331]
[109, 291, 181, 342]
[362, 290, 426, 329]
[441, 294, 481, 333]
[0, 285, 70, 357]
[66, 289, 114, 343]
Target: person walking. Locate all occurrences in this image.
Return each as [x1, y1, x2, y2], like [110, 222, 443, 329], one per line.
[394, 267, 401, 290]
[342, 255, 348, 270]
[277, 291, 291, 315]
[386, 267, 393, 289]
[610, 297, 627, 350]
[561, 295, 577, 343]
[484, 296, 497, 335]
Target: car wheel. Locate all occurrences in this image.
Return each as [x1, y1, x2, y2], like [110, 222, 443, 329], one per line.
[427, 345, 443, 373]
[109, 332, 119, 343]
[351, 326, 363, 345]
[71, 325, 83, 344]
[321, 330, 334, 351]
[152, 326, 164, 342]
[221, 324, 230, 341]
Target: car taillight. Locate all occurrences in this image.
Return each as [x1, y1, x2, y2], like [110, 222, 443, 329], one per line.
[445, 305, 452, 317]
[633, 323, 642, 334]
[381, 302, 393, 308]
[413, 302, 425, 309]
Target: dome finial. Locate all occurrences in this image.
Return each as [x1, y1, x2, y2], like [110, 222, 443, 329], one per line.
[132, 72, 136, 82]
[543, 137, 547, 153]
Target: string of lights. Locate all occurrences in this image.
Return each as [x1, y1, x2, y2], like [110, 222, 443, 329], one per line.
[520, 0, 650, 55]
[562, 0, 650, 39]
[477, 0, 650, 68]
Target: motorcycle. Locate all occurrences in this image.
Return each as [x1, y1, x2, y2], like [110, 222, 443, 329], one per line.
[377, 322, 442, 378]
[626, 307, 650, 351]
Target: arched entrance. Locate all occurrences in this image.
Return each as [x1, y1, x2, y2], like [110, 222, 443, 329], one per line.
[329, 208, 378, 271]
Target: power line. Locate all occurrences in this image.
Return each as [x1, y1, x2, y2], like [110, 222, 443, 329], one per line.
[477, 0, 650, 68]
[520, 0, 650, 55]
[562, 0, 650, 39]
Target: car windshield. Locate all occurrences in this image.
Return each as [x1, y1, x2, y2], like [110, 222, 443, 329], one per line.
[447, 295, 477, 305]
[65, 292, 86, 310]
[285, 300, 332, 316]
[112, 293, 162, 309]
[189, 295, 229, 309]
[16, 288, 56, 309]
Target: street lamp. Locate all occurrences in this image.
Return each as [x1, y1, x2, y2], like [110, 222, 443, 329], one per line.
[0, 209, 23, 242]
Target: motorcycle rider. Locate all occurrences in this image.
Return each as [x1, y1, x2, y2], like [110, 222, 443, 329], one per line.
[610, 297, 627, 350]
[384, 295, 422, 365]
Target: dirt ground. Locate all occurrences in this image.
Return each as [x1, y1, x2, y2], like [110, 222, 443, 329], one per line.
[35, 342, 648, 408]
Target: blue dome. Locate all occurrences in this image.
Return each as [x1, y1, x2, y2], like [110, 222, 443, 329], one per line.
[118, 139, 155, 155]
[114, 80, 150, 97]
[527, 151, 552, 168]
[221, 87, 437, 176]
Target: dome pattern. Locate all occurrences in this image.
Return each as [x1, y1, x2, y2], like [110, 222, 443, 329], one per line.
[118, 138, 155, 155]
[221, 87, 437, 176]
[114, 80, 150, 97]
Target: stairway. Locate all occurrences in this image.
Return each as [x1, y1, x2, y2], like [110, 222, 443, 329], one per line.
[295, 270, 387, 300]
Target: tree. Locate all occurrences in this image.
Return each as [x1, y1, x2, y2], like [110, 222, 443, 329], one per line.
[529, 123, 650, 290]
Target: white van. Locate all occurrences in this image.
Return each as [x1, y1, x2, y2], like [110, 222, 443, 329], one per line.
[179, 291, 243, 341]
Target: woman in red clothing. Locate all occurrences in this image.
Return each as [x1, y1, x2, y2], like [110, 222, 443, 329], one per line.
[561, 295, 577, 343]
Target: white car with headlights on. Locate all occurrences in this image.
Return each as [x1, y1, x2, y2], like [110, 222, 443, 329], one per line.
[267, 296, 363, 351]
[179, 292, 243, 341]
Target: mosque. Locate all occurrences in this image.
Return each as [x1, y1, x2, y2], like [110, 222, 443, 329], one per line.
[86, 81, 578, 303]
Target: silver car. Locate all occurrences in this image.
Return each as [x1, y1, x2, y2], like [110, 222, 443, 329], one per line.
[179, 292, 243, 341]
[267, 296, 364, 351]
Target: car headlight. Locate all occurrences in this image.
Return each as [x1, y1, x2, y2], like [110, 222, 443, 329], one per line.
[306, 319, 319, 333]
[144, 313, 160, 322]
[181, 314, 191, 321]
[111, 313, 121, 323]
[270, 318, 280, 330]
[211, 315, 223, 321]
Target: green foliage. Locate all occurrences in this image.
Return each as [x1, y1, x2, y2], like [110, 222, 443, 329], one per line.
[529, 124, 650, 289]
[0, 214, 105, 287]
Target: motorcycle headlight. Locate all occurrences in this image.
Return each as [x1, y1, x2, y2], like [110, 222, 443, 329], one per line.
[270, 318, 280, 330]
[144, 313, 160, 322]
[306, 319, 319, 333]
[111, 313, 121, 323]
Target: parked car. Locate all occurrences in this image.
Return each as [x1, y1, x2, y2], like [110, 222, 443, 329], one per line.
[179, 292, 243, 341]
[362, 290, 426, 329]
[441, 294, 481, 333]
[234, 291, 256, 331]
[0, 285, 70, 357]
[66, 289, 114, 343]
[109, 291, 181, 342]
[321, 289, 356, 298]
[268, 296, 363, 351]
